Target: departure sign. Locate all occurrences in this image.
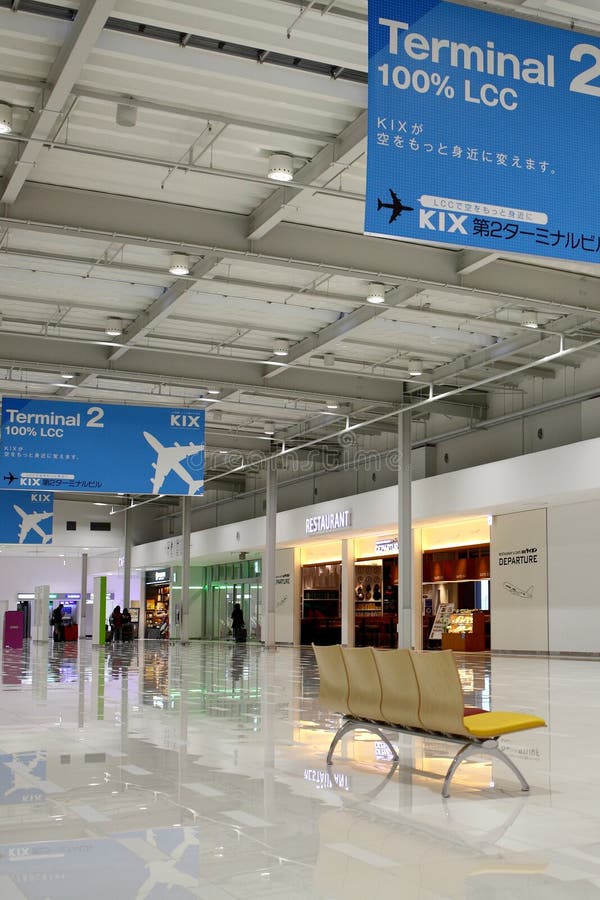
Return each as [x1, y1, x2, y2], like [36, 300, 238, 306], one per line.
[366, 1, 600, 262]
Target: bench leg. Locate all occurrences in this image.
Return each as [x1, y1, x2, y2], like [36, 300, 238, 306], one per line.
[442, 739, 530, 799]
[326, 719, 399, 765]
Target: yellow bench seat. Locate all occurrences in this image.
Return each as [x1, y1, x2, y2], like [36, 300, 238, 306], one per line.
[464, 711, 547, 739]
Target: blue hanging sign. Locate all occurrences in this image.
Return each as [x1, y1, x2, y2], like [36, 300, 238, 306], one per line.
[366, 1, 600, 262]
[0, 491, 54, 544]
[0, 398, 205, 496]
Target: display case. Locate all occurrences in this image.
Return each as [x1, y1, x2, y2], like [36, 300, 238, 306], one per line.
[441, 609, 488, 652]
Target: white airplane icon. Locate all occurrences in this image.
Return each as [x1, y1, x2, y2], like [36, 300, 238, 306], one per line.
[144, 432, 204, 495]
[14, 505, 53, 544]
[503, 582, 533, 599]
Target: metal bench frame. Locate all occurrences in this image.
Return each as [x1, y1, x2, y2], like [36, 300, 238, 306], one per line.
[326, 715, 530, 798]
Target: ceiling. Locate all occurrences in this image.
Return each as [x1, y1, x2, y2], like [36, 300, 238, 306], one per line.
[0, 0, 599, 507]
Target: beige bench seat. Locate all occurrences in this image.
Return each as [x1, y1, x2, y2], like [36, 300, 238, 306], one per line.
[313, 644, 546, 798]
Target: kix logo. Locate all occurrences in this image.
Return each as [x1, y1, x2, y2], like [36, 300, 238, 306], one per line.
[170, 414, 201, 428]
[31, 494, 51, 502]
[419, 210, 468, 234]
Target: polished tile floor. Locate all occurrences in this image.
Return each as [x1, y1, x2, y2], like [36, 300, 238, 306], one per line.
[0, 640, 597, 898]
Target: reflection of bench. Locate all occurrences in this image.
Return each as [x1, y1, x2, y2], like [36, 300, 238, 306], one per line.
[313, 645, 546, 798]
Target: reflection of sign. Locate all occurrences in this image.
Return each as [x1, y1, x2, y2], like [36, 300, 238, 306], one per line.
[0, 491, 53, 544]
[366, 1, 600, 263]
[305, 509, 351, 536]
[429, 602, 454, 640]
[304, 768, 350, 790]
[375, 537, 398, 554]
[0, 397, 204, 496]
[0, 827, 200, 896]
[0, 752, 46, 804]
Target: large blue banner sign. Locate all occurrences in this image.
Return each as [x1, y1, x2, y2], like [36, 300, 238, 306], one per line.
[366, 1, 600, 262]
[0, 491, 54, 544]
[0, 398, 205, 496]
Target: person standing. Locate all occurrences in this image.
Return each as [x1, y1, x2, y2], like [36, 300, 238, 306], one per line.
[110, 605, 123, 643]
[51, 603, 64, 643]
[231, 603, 245, 642]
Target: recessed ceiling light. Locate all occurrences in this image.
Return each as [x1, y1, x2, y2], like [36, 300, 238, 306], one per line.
[267, 152, 294, 182]
[169, 253, 190, 276]
[366, 283, 386, 304]
[273, 338, 289, 357]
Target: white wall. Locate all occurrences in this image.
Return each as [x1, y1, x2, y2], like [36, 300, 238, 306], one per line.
[548, 498, 600, 653]
[131, 435, 600, 652]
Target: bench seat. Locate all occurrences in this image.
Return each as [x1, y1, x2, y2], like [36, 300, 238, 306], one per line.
[312, 644, 546, 798]
[464, 710, 546, 739]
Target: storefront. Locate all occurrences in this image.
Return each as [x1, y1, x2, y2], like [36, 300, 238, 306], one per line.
[186, 557, 263, 641]
[418, 518, 491, 652]
[145, 568, 170, 638]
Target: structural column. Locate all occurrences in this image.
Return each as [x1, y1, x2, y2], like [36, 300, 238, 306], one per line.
[122, 507, 132, 610]
[397, 410, 413, 648]
[263, 456, 277, 648]
[341, 538, 355, 647]
[79, 552, 88, 640]
[180, 496, 191, 645]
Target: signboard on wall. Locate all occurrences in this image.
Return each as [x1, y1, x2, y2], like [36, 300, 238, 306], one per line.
[0, 398, 204, 496]
[366, 1, 600, 263]
[0, 490, 53, 544]
[490, 508, 548, 651]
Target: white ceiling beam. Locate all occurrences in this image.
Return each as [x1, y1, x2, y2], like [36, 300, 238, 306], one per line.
[456, 250, 500, 276]
[264, 284, 424, 378]
[6, 184, 600, 318]
[426, 313, 591, 384]
[247, 110, 367, 240]
[94, 29, 366, 106]
[0, 71, 339, 145]
[0, 332, 412, 405]
[0, 0, 116, 205]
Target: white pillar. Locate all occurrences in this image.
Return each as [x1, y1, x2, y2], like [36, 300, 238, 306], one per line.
[33, 585, 50, 643]
[341, 539, 355, 647]
[181, 496, 191, 645]
[79, 552, 88, 640]
[263, 457, 277, 648]
[123, 507, 132, 609]
[397, 411, 413, 648]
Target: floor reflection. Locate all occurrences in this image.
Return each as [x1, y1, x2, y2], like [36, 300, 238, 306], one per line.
[0, 642, 596, 898]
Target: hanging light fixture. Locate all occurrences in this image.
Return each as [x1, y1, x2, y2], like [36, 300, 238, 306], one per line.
[521, 311, 539, 329]
[366, 282, 386, 304]
[408, 359, 423, 376]
[116, 103, 137, 127]
[169, 253, 190, 276]
[267, 152, 294, 182]
[323, 352, 335, 367]
[105, 317, 123, 337]
[264, 421, 275, 435]
[326, 399, 339, 409]
[0, 103, 12, 135]
[273, 338, 289, 356]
